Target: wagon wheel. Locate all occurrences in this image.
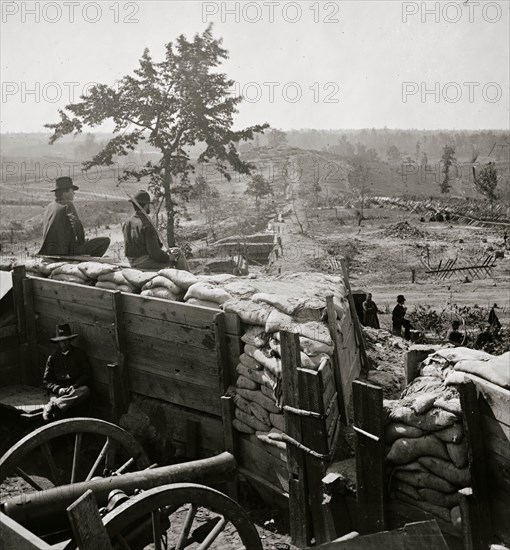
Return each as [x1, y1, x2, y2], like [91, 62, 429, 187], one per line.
[93, 483, 263, 550]
[0, 418, 150, 496]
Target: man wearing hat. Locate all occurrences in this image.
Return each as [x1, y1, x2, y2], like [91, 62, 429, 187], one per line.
[392, 294, 412, 340]
[42, 324, 91, 422]
[123, 190, 189, 270]
[38, 176, 110, 257]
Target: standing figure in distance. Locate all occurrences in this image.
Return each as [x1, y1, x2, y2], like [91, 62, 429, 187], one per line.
[42, 324, 91, 422]
[362, 292, 380, 329]
[447, 320, 465, 346]
[38, 177, 110, 257]
[123, 190, 189, 271]
[392, 294, 412, 340]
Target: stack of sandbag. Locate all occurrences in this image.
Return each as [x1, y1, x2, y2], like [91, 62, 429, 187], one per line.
[96, 269, 137, 293]
[23, 259, 66, 278]
[385, 349, 474, 529]
[77, 261, 120, 284]
[141, 268, 198, 301]
[49, 263, 94, 285]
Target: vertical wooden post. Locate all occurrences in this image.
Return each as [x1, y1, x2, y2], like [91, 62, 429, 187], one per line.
[67, 490, 114, 550]
[340, 260, 369, 376]
[326, 295, 347, 422]
[353, 380, 386, 535]
[458, 381, 492, 550]
[107, 363, 121, 424]
[22, 277, 40, 385]
[298, 367, 338, 544]
[12, 266, 31, 385]
[111, 292, 129, 415]
[280, 331, 310, 547]
[214, 312, 230, 393]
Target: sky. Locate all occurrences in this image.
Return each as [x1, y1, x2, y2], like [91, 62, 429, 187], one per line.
[1, 0, 509, 132]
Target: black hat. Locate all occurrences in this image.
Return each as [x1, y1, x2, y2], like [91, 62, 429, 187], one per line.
[130, 190, 151, 206]
[397, 295, 406, 302]
[50, 323, 78, 342]
[52, 177, 79, 193]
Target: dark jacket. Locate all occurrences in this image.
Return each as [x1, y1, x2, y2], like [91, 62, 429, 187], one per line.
[123, 212, 170, 264]
[43, 346, 91, 394]
[392, 303, 407, 324]
[39, 201, 85, 255]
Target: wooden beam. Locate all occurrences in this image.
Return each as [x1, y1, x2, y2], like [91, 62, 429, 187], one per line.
[214, 312, 230, 393]
[22, 278, 40, 386]
[111, 291, 130, 415]
[0, 512, 52, 550]
[67, 490, 114, 550]
[326, 295, 347, 422]
[458, 381, 493, 550]
[280, 331, 311, 547]
[353, 380, 386, 535]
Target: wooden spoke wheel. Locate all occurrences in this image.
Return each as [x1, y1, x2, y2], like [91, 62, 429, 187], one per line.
[89, 483, 262, 550]
[0, 418, 150, 496]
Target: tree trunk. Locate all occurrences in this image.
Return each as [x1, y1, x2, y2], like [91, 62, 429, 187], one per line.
[163, 156, 175, 247]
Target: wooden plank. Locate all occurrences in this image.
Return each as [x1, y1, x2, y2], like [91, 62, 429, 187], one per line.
[299, 367, 338, 544]
[458, 381, 492, 550]
[32, 295, 115, 325]
[124, 313, 217, 349]
[129, 369, 221, 416]
[31, 277, 114, 310]
[486, 453, 510, 494]
[238, 467, 289, 509]
[215, 313, 230, 393]
[122, 293, 217, 329]
[280, 331, 310, 547]
[0, 511, 52, 550]
[22, 278, 40, 385]
[67, 490, 114, 550]
[481, 414, 510, 460]
[353, 380, 386, 535]
[0, 324, 17, 339]
[224, 311, 240, 336]
[326, 295, 347, 422]
[12, 266, 27, 340]
[221, 395, 238, 457]
[112, 292, 129, 414]
[462, 373, 510, 427]
[238, 434, 289, 494]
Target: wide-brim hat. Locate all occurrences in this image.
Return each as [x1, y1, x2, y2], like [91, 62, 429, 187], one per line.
[50, 323, 78, 342]
[130, 190, 151, 205]
[52, 176, 79, 193]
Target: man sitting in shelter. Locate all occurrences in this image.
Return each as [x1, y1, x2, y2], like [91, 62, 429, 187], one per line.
[123, 190, 189, 271]
[38, 177, 110, 257]
[447, 321, 465, 346]
[392, 294, 412, 340]
[42, 324, 91, 422]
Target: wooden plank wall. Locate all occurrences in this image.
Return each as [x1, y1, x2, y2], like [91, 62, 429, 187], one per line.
[463, 373, 510, 544]
[337, 307, 362, 414]
[29, 277, 230, 455]
[0, 323, 20, 386]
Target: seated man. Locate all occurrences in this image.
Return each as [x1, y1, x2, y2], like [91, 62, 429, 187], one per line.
[123, 190, 189, 271]
[39, 176, 110, 257]
[42, 324, 91, 422]
[447, 321, 465, 346]
[392, 294, 412, 340]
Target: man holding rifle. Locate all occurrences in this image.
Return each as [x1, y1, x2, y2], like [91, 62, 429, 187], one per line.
[123, 190, 189, 271]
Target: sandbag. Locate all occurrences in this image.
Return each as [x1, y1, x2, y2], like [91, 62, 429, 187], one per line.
[236, 375, 259, 391]
[24, 259, 52, 275]
[450, 506, 462, 531]
[50, 264, 89, 280]
[252, 348, 282, 378]
[236, 364, 275, 389]
[385, 423, 424, 444]
[270, 412, 285, 431]
[140, 288, 180, 301]
[78, 261, 118, 279]
[446, 439, 468, 468]
[400, 376, 444, 399]
[185, 298, 220, 308]
[434, 423, 464, 443]
[252, 292, 299, 316]
[224, 281, 257, 298]
[265, 309, 293, 334]
[233, 393, 252, 415]
[233, 418, 255, 434]
[402, 392, 441, 415]
[395, 461, 429, 473]
[418, 457, 470, 486]
[419, 488, 460, 509]
[430, 347, 494, 365]
[387, 435, 450, 465]
[184, 282, 231, 305]
[95, 281, 135, 292]
[394, 470, 457, 493]
[269, 339, 328, 370]
[434, 397, 462, 416]
[256, 430, 286, 450]
[454, 352, 510, 389]
[393, 479, 422, 501]
[98, 270, 129, 285]
[239, 353, 263, 370]
[384, 402, 458, 431]
[44, 261, 68, 274]
[272, 331, 335, 356]
[142, 275, 181, 295]
[223, 299, 273, 326]
[235, 407, 270, 432]
[235, 388, 281, 414]
[260, 384, 277, 400]
[395, 491, 451, 523]
[241, 326, 268, 347]
[269, 318, 333, 346]
[250, 402, 271, 426]
[51, 274, 94, 284]
[121, 269, 158, 289]
[158, 268, 198, 290]
[197, 273, 237, 285]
